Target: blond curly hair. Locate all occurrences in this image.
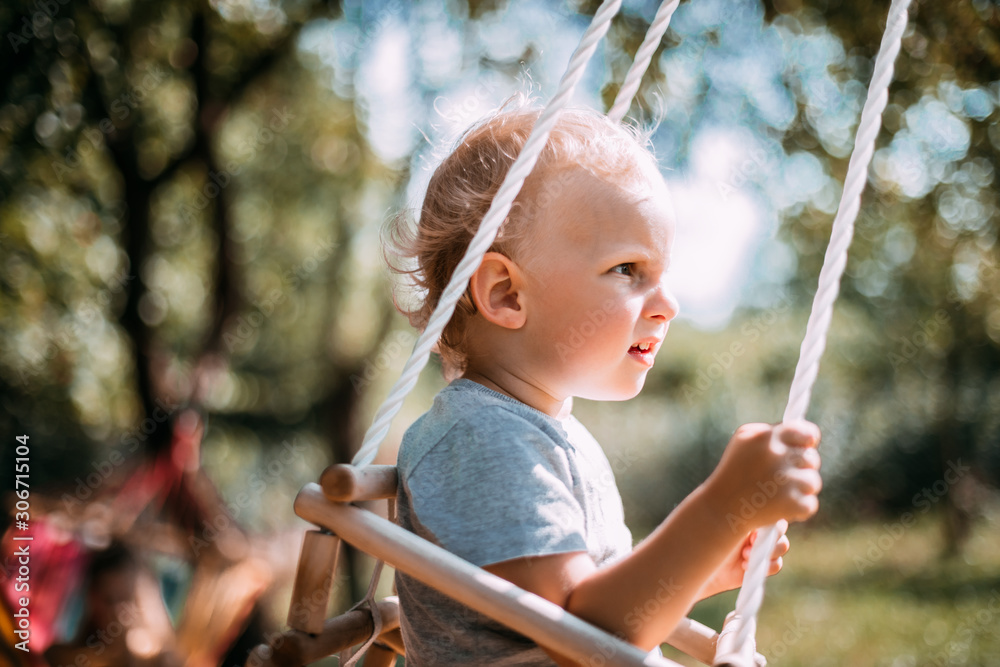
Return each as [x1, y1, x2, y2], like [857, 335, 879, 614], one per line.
[385, 99, 659, 378]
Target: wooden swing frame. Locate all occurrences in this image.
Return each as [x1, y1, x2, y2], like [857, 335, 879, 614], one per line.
[247, 464, 764, 667]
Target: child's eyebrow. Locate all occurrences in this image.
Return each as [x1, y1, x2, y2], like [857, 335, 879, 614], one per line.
[599, 244, 670, 266]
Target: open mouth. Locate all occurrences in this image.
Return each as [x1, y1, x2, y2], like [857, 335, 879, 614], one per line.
[628, 341, 656, 365]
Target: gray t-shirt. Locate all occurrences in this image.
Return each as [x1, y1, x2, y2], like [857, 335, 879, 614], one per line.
[395, 378, 633, 666]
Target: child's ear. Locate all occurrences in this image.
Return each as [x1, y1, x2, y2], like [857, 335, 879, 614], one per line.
[469, 251, 527, 330]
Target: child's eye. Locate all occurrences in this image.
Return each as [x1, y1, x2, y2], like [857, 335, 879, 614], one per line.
[611, 263, 634, 276]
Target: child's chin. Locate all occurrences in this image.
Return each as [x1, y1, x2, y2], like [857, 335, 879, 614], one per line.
[580, 376, 647, 402]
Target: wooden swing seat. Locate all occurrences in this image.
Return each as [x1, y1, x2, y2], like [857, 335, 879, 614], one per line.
[247, 464, 764, 667]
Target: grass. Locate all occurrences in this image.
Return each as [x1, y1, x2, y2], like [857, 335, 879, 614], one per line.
[664, 512, 1000, 666]
[315, 511, 1000, 666]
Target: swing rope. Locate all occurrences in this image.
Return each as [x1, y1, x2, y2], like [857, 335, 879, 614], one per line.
[351, 0, 625, 470]
[607, 0, 680, 124]
[340, 0, 912, 662]
[720, 0, 912, 660]
[343, 2, 629, 657]
[337, 499, 396, 667]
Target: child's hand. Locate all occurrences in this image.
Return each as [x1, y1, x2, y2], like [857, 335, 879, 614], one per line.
[697, 520, 790, 599]
[703, 420, 822, 532]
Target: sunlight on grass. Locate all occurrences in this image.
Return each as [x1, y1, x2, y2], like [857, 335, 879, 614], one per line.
[665, 512, 1000, 666]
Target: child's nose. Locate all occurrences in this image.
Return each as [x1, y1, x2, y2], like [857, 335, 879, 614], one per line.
[646, 282, 680, 322]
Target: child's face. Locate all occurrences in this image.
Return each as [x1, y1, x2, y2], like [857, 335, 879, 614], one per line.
[518, 166, 679, 401]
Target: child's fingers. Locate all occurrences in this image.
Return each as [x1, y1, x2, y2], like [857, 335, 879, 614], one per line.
[769, 523, 789, 574]
[773, 533, 790, 558]
[775, 420, 821, 449]
[789, 488, 821, 522]
[734, 422, 773, 441]
[751, 553, 785, 575]
[791, 468, 823, 496]
[742, 527, 790, 563]
[785, 446, 821, 470]
[773, 469, 822, 522]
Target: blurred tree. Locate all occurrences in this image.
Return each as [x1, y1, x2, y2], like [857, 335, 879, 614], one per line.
[604, 0, 999, 554]
[2, 0, 999, 657]
[0, 0, 406, 650]
[0, 0, 409, 486]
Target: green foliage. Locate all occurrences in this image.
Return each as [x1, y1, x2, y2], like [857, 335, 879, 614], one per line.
[667, 512, 1000, 666]
[1, 0, 999, 662]
[1, 0, 998, 625]
[0, 0, 404, 492]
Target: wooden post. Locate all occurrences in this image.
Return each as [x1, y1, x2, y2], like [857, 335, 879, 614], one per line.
[362, 644, 398, 667]
[376, 628, 405, 655]
[666, 616, 718, 665]
[713, 611, 767, 667]
[246, 597, 401, 667]
[320, 464, 398, 502]
[287, 530, 341, 634]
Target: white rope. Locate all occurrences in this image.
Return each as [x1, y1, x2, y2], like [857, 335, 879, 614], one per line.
[343, 3, 635, 664]
[717, 0, 913, 662]
[343, 0, 910, 660]
[607, 0, 680, 124]
[351, 0, 626, 468]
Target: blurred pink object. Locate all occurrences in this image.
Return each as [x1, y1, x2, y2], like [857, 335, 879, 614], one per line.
[1, 516, 87, 655]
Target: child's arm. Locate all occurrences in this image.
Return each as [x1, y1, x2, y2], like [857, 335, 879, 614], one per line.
[483, 420, 821, 659]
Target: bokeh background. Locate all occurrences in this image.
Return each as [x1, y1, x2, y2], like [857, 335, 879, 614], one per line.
[1, 0, 999, 665]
